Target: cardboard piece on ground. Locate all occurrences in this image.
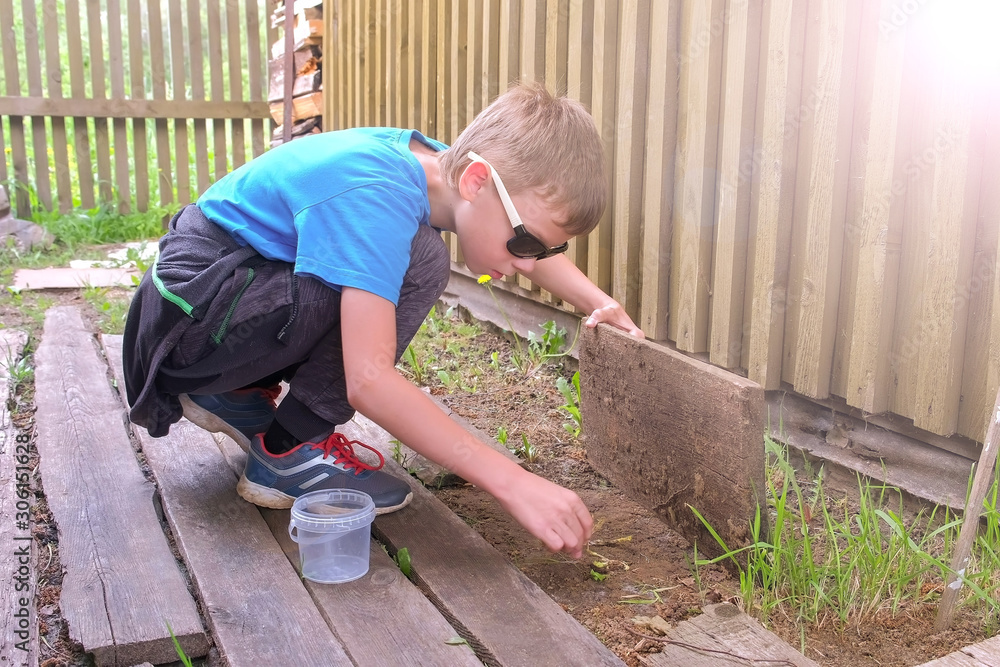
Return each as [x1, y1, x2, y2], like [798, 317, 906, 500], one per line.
[339, 422, 626, 667]
[34, 308, 208, 666]
[580, 325, 765, 559]
[641, 603, 819, 666]
[0, 330, 37, 666]
[12, 267, 139, 290]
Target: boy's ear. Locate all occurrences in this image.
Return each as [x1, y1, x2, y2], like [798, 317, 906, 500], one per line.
[458, 160, 491, 202]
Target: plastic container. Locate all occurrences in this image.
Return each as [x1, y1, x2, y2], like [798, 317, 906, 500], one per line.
[288, 489, 376, 584]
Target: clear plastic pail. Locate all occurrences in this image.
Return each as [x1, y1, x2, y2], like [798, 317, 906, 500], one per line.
[288, 489, 376, 584]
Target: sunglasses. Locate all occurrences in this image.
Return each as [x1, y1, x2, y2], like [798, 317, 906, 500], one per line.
[467, 151, 569, 260]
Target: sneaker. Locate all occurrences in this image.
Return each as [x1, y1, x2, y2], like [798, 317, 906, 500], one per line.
[179, 386, 281, 452]
[236, 431, 413, 514]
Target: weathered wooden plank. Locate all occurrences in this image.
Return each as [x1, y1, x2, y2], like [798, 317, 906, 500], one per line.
[338, 420, 626, 667]
[393, 0, 410, 129]
[185, 0, 207, 194]
[363, 0, 375, 126]
[919, 634, 1000, 666]
[837, 0, 906, 412]
[64, 0, 95, 209]
[497, 0, 519, 94]
[450, 0, 468, 140]
[384, 0, 396, 126]
[516, 0, 544, 292]
[636, 0, 679, 340]
[669, 0, 722, 351]
[643, 603, 818, 666]
[42, 0, 71, 213]
[0, 95, 270, 120]
[168, 0, 190, 203]
[22, 0, 53, 211]
[585, 0, 617, 295]
[783, 0, 861, 398]
[34, 307, 207, 666]
[708, 0, 762, 368]
[580, 324, 765, 559]
[744, 0, 807, 388]
[225, 0, 245, 168]
[544, 0, 567, 96]
[261, 513, 483, 667]
[482, 0, 500, 107]
[0, 330, 36, 667]
[85, 0, 112, 204]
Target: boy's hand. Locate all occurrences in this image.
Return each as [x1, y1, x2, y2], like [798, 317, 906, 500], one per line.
[496, 470, 593, 559]
[585, 301, 644, 339]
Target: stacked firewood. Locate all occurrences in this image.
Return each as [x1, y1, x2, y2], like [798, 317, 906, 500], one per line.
[268, 0, 324, 146]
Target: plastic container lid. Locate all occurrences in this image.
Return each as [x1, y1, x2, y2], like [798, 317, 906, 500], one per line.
[289, 489, 376, 533]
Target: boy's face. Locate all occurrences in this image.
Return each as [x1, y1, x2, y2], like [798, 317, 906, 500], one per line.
[455, 163, 572, 279]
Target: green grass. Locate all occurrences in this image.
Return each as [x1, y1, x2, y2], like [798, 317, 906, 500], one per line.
[690, 435, 1000, 633]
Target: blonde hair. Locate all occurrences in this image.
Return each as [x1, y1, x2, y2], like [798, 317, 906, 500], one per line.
[438, 82, 607, 236]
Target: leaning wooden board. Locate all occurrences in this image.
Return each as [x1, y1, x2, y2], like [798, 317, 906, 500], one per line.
[34, 308, 208, 666]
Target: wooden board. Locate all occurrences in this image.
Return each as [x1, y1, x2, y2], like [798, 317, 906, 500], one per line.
[338, 422, 626, 667]
[0, 330, 36, 666]
[919, 634, 1000, 666]
[641, 603, 818, 666]
[12, 267, 139, 290]
[579, 324, 765, 558]
[33, 307, 208, 666]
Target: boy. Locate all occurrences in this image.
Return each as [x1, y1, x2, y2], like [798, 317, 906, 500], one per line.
[123, 82, 643, 559]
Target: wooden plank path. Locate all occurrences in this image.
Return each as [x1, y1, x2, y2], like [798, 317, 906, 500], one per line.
[34, 308, 208, 666]
[86, 317, 623, 667]
[919, 635, 1000, 666]
[0, 329, 37, 665]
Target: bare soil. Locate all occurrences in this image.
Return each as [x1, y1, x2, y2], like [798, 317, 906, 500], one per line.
[0, 263, 990, 666]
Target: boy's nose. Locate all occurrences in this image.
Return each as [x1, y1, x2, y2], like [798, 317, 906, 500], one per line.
[510, 256, 537, 273]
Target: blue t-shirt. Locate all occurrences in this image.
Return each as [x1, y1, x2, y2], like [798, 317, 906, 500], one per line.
[198, 127, 447, 305]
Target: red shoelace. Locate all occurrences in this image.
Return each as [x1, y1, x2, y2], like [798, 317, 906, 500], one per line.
[308, 432, 386, 476]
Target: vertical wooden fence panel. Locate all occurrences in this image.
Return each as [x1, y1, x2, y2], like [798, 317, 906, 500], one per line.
[669, 0, 724, 352]
[466, 0, 483, 124]
[42, 0, 71, 213]
[838, 0, 906, 412]
[169, 0, 190, 203]
[743, 0, 806, 389]
[126, 0, 149, 210]
[247, 0, 265, 157]
[87, 0, 112, 204]
[23, 0, 53, 211]
[782, 0, 861, 398]
[189, 0, 210, 193]
[420, 0, 437, 138]
[149, 0, 173, 205]
[610, 0, 649, 320]
[65, 0, 93, 209]
[0, 0, 30, 215]
[497, 0, 519, 94]
[108, 0, 133, 211]
[544, 0, 567, 96]
[225, 0, 245, 169]
[637, 0, 679, 340]
[564, 0, 593, 281]
[374, 0, 384, 126]
[482, 0, 500, 108]
[407, 0, 422, 130]
[709, 0, 762, 368]
[586, 0, 617, 295]
[207, 0, 228, 181]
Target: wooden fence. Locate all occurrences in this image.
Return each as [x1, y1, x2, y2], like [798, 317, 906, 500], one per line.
[0, 0, 274, 217]
[326, 0, 1000, 444]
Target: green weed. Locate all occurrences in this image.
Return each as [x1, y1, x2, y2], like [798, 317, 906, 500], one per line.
[689, 435, 1000, 631]
[496, 426, 508, 446]
[4, 350, 32, 394]
[556, 371, 583, 438]
[166, 621, 194, 667]
[394, 547, 412, 578]
[402, 344, 427, 384]
[510, 433, 540, 463]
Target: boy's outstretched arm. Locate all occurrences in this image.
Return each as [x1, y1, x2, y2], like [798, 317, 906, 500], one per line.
[519, 254, 644, 338]
[340, 286, 593, 558]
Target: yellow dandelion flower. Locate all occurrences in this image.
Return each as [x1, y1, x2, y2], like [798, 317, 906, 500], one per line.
[477, 274, 492, 284]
